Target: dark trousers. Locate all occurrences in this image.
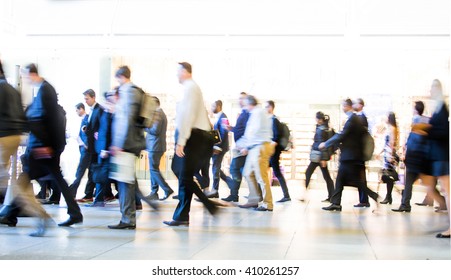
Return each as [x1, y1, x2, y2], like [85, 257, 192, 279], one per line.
[270, 148, 290, 199]
[400, 171, 419, 207]
[331, 161, 378, 205]
[29, 153, 83, 220]
[211, 151, 227, 191]
[149, 151, 172, 195]
[171, 129, 215, 222]
[194, 160, 210, 189]
[305, 161, 334, 199]
[37, 179, 61, 202]
[225, 155, 247, 198]
[70, 146, 95, 198]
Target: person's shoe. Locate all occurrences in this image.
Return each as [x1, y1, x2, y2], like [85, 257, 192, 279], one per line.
[136, 204, 143, 211]
[321, 198, 331, 203]
[76, 197, 93, 203]
[141, 196, 159, 210]
[146, 192, 159, 200]
[322, 204, 342, 211]
[392, 205, 411, 212]
[238, 203, 258, 209]
[277, 197, 291, 203]
[29, 218, 53, 237]
[354, 202, 370, 208]
[58, 217, 83, 227]
[436, 233, 451, 238]
[206, 191, 219, 198]
[0, 216, 17, 227]
[160, 190, 174, 201]
[40, 200, 60, 205]
[172, 195, 179, 200]
[163, 220, 189, 226]
[254, 206, 273, 212]
[108, 222, 136, 230]
[380, 197, 392, 205]
[85, 201, 105, 207]
[435, 208, 448, 213]
[221, 195, 239, 202]
[415, 202, 433, 207]
[104, 196, 116, 202]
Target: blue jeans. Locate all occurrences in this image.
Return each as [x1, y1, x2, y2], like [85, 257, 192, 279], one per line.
[149, 151, 172, 195]
[225, 155, 247, 198]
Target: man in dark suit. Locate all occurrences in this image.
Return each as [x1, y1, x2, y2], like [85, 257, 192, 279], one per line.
[320, 98, 379, 211]
[18, 63, 82, 228]
[206, 100, 230, 198]
[74, 89, 103, 203]
[68, 102, 95, 200]
[145, 96, 174, 201]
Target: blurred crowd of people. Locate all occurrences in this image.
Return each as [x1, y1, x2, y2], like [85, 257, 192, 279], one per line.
[0, 59, 449, 239]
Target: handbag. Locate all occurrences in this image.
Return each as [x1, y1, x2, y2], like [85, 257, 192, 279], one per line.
[310, 150, 322, 163]
[381, 168, 399, 183]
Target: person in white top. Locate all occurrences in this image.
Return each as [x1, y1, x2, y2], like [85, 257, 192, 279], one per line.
[163, 62, 218, 226]
[236, 95, 276, 211]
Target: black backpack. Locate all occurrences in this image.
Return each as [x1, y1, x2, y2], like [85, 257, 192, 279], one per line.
[277, 121, 292, 151]
[131, 86, 157, 128]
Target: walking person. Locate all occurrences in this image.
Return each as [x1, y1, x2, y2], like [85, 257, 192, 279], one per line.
[145, 96, 174, 201]
[237, 95, 276, 212]
[265, 100, 291, 203]
[320, 98, 379, 212]
[304, 111, 335, 202]
[164, 62, 218, 226]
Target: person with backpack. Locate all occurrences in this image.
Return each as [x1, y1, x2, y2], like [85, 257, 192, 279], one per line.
[320, 98, 380, 212]
[303, 111, 335, 203]
[265, 100, 291, 203]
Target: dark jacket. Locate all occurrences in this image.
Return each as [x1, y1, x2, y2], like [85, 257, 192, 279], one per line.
[95, 111, 113, 155]
[427, 102, 449, 161]
[323, 113, 366, 162]
[78, 114, 89, 146]
[0, 76, 27, 137]
[145, 108, 167, 153]
[85, 103, 103, 154]
[214, 112, 229, 153]
[231, 109, 250, 142]
[25, 80, 66, 152]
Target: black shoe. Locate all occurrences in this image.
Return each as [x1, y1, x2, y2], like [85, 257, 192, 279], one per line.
[58, 217, 83, 227]
[436, 233, 451, 238]
[322, 204, 342, 211]
[415, 202, 433, 207]
[108, 222, 136, 229]
[380, 198, 393, 205]
[40, 200, 60, 205]
[254, 206, 273, 212]
[354, 202, 370, 208]
[163, 220, 189, 226]
[172, 195, 179, 200]
[206, 191, 219, 198]
[160, 190, 174, 201]
[277, 197, 291, 203]
[392, 205, 411, 212]
[0, 216, 17, 227]
[221, 195, 239, 202]
[146, 193, 159, 200]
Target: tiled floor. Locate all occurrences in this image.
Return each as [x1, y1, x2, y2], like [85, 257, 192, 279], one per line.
[0, 180, 450, 260]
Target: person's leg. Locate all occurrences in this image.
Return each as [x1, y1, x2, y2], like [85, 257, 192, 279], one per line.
[69, 146, 90, 197]
[117, 181, 136, 225]
[270, 148, 290, 200]
[437, 175, 450, 235]
[254, 143, 275, 210]
[211, 152, 226, 192]
[305, 161, 318, 189]
[319, 162, 334, 200]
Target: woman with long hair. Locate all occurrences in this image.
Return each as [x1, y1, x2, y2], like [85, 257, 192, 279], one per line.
[379, 112, 399, 204]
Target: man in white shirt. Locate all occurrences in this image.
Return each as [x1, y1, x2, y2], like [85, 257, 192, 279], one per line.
[164, 62, 218, 226]
[236, 95, 276, 211]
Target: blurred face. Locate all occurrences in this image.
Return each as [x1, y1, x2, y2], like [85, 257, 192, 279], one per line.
[177, 65, 190, 84]
[75, 107, 85, 117]
[21, 69, 39, 85]
[264, 102, 273, 114]
[342, 102, 352, 113]
[316, 118, 323, 125]
[211, 102, 219, 114]
[84, 94, 95, 107]
[239, 94, 247, 108]
[430, 80, 443, 100]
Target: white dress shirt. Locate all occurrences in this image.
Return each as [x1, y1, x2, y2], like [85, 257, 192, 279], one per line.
[235, 106, 273, 149]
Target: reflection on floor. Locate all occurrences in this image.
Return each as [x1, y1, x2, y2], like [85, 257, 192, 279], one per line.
[0, 180, 450, 260]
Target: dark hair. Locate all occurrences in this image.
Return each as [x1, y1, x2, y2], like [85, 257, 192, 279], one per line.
[153, 96, 160, 106]
[178, 62, 192, 74]
[240, 92, 247, 96]
[25, 63, 39, 74]
[215, 100, 223, 108]
[0, 60, 4, 75]
[343, 98, 353, 107]
[75, 103, 85, 110]
[82, 89, 96, 98]
[414, 101, 425, 116]
[246, 95, 258, 106]
[115, 66, 131, 79]
[316, 111, 330, 126]
[355, 98, 364, 106]
[387, 112, 397, 128]
[267, 100, 275, 109]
